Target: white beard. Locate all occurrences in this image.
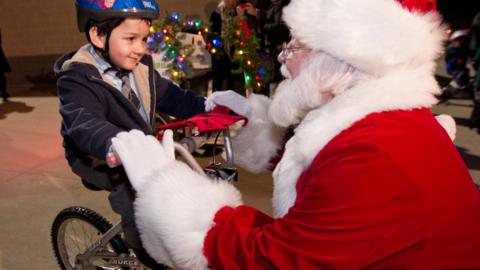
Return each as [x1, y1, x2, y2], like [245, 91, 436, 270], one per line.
[268, 75, 320, 127]
[269, 52, 367, 127]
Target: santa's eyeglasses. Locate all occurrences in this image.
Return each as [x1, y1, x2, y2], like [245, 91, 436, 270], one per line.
[280, 42, 309, 58]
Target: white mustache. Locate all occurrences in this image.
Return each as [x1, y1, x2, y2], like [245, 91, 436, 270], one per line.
[280, 64, 292, 79]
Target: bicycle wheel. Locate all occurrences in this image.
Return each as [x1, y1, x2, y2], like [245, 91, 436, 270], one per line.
[51, 206, 128, 270]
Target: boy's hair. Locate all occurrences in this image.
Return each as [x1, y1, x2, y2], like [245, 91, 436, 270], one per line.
[85, 18, 125, 43]
[84, 18, 153, 43]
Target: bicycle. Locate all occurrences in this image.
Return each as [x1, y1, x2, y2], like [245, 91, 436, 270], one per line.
[51, 107, 246, 270]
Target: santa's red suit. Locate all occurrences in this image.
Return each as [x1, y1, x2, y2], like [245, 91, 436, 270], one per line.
[112, 0, 480, 269]
[206, 103, 480, 269]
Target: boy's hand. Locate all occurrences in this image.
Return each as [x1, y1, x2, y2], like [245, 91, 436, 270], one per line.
[243, 3, 257, 16]
[205, 90, 250, 116]
[112, 129, 175, 191]
[236, 6, 246, 16]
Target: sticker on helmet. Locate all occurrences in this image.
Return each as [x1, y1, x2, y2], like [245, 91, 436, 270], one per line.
[88, 0, 114, 9]
[143, 1, 156, 9]
[104, 0, 115, 8]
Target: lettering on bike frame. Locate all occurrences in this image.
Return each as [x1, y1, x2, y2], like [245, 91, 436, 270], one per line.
[111, 258, 140, 267]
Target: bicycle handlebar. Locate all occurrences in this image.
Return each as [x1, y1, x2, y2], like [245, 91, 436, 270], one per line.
[173, 141, 207, 176]
[107, 106, 243, 177]
[106, 128, 234, 178]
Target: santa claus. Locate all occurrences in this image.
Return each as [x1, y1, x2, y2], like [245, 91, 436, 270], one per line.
[112, 0, 480, 269]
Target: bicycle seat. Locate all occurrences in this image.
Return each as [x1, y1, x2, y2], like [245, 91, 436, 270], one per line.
[156, 105, 247, 136]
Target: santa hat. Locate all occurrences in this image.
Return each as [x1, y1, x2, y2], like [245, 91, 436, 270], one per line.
[398, 0, 436, 13]
[282, 0, 445, 75]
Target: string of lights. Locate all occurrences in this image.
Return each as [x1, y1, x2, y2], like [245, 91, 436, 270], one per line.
[148, 12, 270, 91]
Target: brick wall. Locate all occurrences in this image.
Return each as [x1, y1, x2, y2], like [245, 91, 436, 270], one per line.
[0, 0, 218, 87]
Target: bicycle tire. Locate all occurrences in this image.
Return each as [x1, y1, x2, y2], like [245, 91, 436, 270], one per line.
[51, 206, 128, 270]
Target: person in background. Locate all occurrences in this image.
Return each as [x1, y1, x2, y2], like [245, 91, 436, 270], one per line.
[237, 0, 289, 95]
[235, 0, 260, 31]
[112, 0, 480, 269]
[247, 0, 271, 48]
[0, 28, 11, 102]
[443, 29, 471, 96]
[470, 11, 480, 132]
[209, 0, 237, 92]
[262, 0, 290, 88]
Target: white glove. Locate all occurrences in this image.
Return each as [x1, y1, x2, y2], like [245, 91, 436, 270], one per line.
[205, 90, 250, 116]
[111, 129, 175, 191]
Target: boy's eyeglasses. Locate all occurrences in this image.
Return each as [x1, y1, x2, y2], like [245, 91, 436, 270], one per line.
[280, 42, 309, 58]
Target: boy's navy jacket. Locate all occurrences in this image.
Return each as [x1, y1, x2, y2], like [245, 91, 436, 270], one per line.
[54, 45, 206, 190]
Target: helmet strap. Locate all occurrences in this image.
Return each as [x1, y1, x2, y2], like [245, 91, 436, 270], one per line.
[92, 29, 116, 68]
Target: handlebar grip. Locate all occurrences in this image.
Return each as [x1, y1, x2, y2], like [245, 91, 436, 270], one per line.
[106, 151, 122, 168]
[105, 136, 207, 168]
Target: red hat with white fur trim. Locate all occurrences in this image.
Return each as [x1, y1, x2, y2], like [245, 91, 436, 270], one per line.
[282, 0, 445, 76]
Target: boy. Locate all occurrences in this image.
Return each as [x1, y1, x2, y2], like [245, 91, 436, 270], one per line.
[54, 0, 206, 267]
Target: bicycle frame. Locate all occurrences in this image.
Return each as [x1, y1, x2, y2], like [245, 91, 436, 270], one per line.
[74, 222, 140, 269]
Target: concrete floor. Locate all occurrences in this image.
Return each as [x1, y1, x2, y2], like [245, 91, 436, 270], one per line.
[0, 94, 478, 270]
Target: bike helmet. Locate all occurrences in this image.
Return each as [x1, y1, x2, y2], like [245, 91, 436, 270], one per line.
[449, 29, 470, 42]
[76, 0, 160, 32]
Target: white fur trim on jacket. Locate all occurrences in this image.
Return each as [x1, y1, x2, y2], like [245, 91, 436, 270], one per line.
[282, 0, 446, 75]
[435, 114, 456, 141]
[133, 161, 242, 269]
[272, 68, 441, 217]
[231, 94, 288, 173]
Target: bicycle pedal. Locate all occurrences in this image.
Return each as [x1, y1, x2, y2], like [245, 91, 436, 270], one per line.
[204, 164, 237, 182]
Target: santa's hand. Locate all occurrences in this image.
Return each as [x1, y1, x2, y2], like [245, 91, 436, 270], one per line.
[205, 90, 250, 116]
[111, 129, 175, 191]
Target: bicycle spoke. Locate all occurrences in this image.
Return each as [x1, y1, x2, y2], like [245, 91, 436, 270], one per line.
[69, 220, 85, 255]
[61, 218, 102, 268]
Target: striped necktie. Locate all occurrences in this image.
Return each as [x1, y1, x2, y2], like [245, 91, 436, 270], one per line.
[117, 72, 141, 111]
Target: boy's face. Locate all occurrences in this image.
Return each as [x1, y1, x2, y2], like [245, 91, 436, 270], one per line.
[107, 18, 150, 71]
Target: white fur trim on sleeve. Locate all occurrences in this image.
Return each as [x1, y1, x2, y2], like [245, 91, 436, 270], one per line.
[133, 161, 242, 270]
[231, 94, 288, 173]
[435, 114, 456, 141]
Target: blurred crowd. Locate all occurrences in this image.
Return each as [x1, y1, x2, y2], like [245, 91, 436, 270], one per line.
[442, 11, 480, 131]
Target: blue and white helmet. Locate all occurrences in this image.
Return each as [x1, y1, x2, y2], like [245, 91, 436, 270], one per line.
[448, 29, 469, 42]
[76, 0, 159, 32]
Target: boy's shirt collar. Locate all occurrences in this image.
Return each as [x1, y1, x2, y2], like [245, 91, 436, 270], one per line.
[87, 45, 114, 75]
